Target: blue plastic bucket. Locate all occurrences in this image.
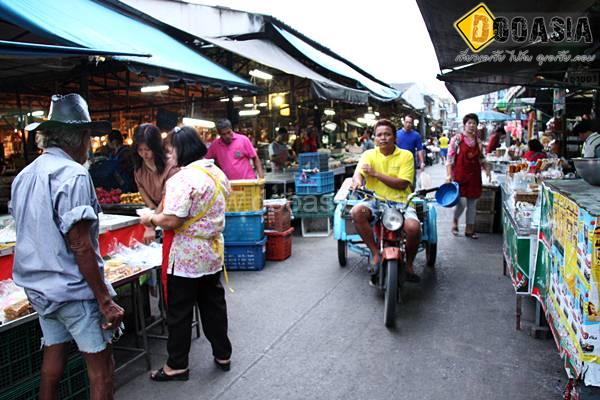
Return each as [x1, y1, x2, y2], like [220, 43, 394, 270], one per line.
[435, 182, 460, 207]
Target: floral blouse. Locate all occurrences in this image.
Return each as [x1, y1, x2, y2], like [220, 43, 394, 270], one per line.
[163, 160, 230, 278]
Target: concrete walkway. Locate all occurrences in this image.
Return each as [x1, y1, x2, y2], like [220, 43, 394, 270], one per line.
[116, 163, 565, 400]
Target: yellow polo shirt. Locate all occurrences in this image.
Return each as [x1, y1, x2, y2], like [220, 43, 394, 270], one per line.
[439, 136, 449, 149]
[358, 146, 414, 203]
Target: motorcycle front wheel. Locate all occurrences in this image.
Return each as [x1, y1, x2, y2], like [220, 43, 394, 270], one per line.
[383, 259, 399, 328]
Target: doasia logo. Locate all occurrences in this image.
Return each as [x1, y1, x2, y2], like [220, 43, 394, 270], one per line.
[454, 3, 594, 53]
[454, 3, 496, 53]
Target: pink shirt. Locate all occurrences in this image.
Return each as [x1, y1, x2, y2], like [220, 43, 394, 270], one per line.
[206, 132, 257, 179]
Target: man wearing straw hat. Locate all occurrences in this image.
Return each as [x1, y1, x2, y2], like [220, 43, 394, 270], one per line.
[11, 93, 124, 400]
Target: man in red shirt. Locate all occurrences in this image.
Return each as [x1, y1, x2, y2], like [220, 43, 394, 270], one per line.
[206, 119, 264, 180]
[485, 126, 505, 154]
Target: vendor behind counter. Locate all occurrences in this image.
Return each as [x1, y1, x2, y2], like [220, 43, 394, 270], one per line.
[89, 129, 135, 193]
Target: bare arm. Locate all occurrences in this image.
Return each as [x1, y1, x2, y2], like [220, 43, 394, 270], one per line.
[446, 163, 454, 182]
[67, 220, 124, 329]
[141, 212, 186, 231]
[351, 170, 365, 189]
[372, 170, 411, 191]
[253, 155, 265, 178]
[362, 164, 410, 191]
[418, 150, 425, 167]
[138, 186, 157, 210]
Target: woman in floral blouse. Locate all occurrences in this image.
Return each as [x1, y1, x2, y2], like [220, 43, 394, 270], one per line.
[446, 113, 491, 239]
[141, 126, 232, 381]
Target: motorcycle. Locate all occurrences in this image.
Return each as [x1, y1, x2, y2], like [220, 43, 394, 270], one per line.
[334, 182, 459, 328]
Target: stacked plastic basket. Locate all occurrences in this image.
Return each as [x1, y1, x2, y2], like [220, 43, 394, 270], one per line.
[223, 179, 267, 271]
[264, 199, 294, 261]
[0, 319, 87, 399]
[293, 152, 335, 237]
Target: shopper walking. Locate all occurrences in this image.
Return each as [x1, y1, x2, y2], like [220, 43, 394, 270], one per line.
[141, 126, 233, 381]
[439, 133, 449, 163]
[133, 124, 180, 244]
[11, 94, 124, 400]
[446, 113, 491, 239]
[396, 114, 425, 188]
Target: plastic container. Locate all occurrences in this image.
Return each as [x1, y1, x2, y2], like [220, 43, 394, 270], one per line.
[0, 318, 78, 392]
[295, 171, 334, 195]
[265, 227, 294, 261]
[263, 199, 292, 232]
[476, 187, 497, 212]
[301, 216, 332, 237]
[223, 208, 265, 243]
[292, 193, 335, 218]
[475, 211, 495, 233]
[298, 152, 329, 172]
[226, 179, 264, 212]
[224, 238, 267, 271]
[435, 182, 460, 207]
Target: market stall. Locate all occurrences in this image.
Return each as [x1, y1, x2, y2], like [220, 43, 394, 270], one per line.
[0, 238, 162, 397]
[532, 180, 600, 387]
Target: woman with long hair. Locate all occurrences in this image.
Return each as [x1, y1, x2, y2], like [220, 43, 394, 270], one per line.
[133, 124, 179, 243]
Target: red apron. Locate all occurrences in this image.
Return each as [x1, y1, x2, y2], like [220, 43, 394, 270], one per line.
[454, 134, 482, 199]
[161, 229, 174, 303]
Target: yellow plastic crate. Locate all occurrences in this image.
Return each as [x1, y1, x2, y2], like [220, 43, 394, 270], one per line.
[226, 179, 265, 212]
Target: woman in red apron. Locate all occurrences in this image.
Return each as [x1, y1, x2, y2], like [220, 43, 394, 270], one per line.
[446, 113, 491, 239]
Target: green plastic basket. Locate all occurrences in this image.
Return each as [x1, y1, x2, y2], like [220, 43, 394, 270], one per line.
[0, 318, 79, 393]
[0, 355, 89, 400]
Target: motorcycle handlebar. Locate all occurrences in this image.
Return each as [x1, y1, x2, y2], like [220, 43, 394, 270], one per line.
[414, 186, 439, 196]
[350, 185, 439, 205]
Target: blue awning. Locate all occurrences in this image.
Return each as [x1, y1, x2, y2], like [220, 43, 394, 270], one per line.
[274, 27, 400, 102]
[0, 40, 150, 58]
[0, 0, 255, 89]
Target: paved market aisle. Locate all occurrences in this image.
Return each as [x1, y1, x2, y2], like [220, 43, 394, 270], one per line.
[116, 163, 565, 400]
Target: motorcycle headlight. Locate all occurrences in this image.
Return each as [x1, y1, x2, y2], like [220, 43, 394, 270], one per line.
[382, 208, 404, 231]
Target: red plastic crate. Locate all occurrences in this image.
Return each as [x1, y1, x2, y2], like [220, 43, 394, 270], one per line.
[264, 200, 292, 232]
[265, 227, 294, 261]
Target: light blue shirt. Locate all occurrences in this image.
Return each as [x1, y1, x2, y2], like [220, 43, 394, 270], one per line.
[10, 147, 115, 315]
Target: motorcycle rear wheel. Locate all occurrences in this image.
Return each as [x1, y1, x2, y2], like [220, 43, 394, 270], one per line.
[426, 242, 437, 267]
[383, 259, 399, 328]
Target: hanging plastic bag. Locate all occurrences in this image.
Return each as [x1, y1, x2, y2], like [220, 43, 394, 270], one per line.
[419, 171, 433, 190]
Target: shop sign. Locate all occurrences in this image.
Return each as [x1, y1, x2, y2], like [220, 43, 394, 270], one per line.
[564, 71, 599, 86]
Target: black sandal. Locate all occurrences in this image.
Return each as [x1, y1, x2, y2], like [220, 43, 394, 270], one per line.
[214, 358, 231, 371]
[465, 232, 479, 240]
[150, 367, 189, 382]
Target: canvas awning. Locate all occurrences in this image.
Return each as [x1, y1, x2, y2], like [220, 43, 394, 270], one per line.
[0, 40, 149, 58]
[0, 0, 255, 89]
[274, 26, 400, 102]
[206, 37, 369, 104]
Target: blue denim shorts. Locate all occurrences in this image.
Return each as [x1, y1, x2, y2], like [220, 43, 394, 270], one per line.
[356, 199, 419, 225]
[38, 300, 117, 353]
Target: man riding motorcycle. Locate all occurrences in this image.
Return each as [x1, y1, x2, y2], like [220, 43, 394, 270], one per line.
[350, 119, 422, 283]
